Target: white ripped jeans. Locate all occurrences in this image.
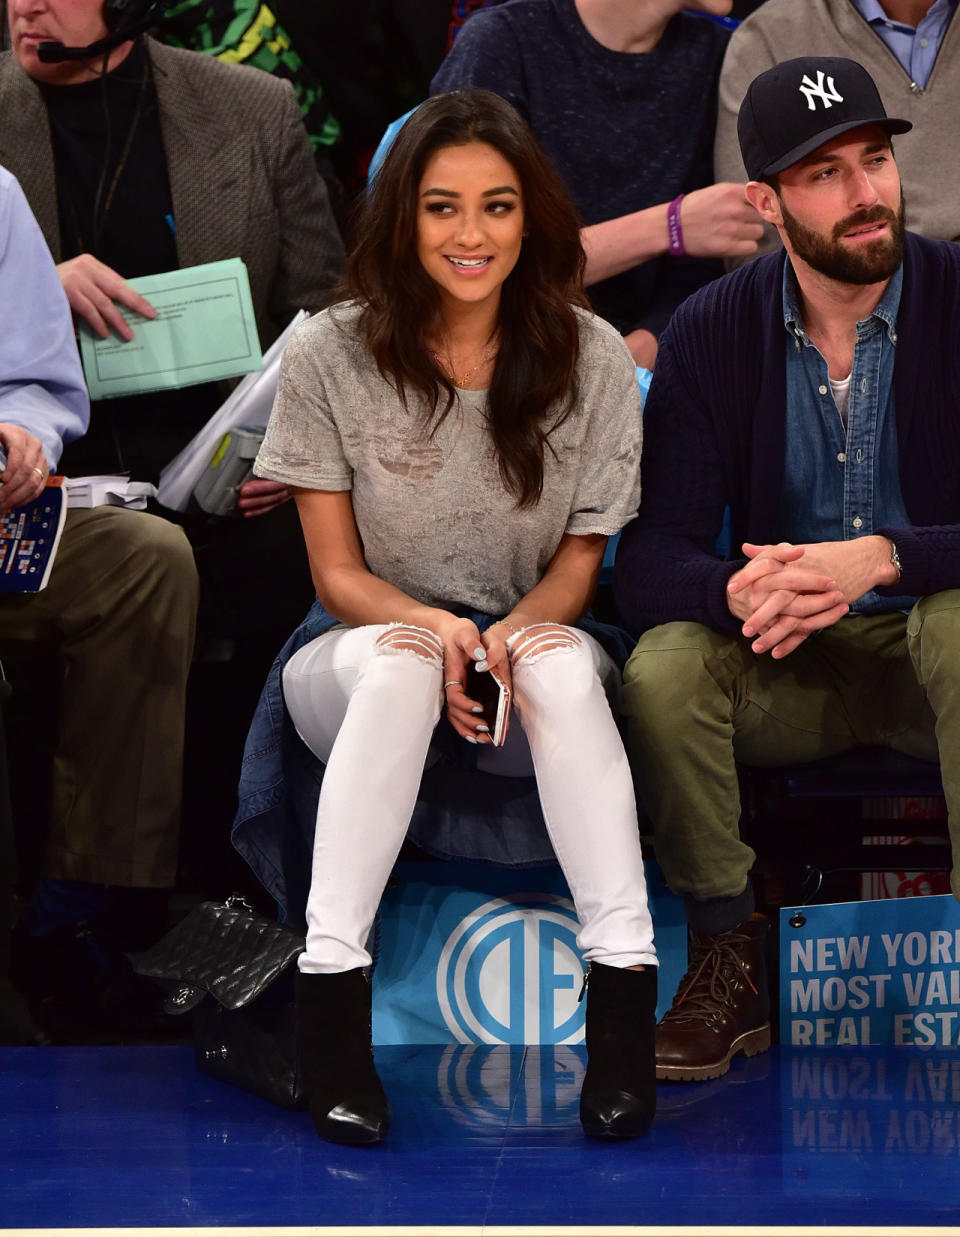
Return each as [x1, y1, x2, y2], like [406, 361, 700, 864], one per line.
[283, 622, 657, 974]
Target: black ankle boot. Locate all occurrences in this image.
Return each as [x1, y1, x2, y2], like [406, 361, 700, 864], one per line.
[296, 969, 391, 1145]
[580, 962, 657, 1140]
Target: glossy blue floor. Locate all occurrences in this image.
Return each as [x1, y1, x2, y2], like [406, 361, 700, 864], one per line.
[3, 1042, 960, 1234]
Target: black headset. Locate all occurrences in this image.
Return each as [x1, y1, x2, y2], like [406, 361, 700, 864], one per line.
[103, 0, 163, 35]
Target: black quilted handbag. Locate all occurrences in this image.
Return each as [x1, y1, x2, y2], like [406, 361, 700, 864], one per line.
[132, 895, 307, 1109]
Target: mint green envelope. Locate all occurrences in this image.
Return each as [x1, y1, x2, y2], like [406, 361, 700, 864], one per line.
[78, 258, 263, 400]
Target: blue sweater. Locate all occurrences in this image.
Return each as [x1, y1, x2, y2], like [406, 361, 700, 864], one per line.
[613, 232, 960, 637]
[430, 0, 729, 337]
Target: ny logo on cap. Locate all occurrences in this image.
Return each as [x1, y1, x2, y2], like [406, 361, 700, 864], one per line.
[799, 70, 844, 111]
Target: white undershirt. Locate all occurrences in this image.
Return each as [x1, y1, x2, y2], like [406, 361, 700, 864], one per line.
[829, 372, 852, 427]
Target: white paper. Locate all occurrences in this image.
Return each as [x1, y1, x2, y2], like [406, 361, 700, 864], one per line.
[156, 310, 308, 512]
[64, 475, 157, 510]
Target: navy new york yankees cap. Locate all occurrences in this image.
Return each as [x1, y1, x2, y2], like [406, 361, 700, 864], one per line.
[738, 56, 912, 182]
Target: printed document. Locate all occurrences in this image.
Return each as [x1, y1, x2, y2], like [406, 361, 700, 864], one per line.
[78, 259, 263, 400]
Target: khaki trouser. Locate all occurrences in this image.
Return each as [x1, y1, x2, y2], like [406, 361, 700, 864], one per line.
[621, 592, 960, 906]
[0, 506, 198, 887]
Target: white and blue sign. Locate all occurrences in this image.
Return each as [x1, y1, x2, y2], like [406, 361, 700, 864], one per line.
[373, 860, 686, 1045]
[781, 894, 960, 1048]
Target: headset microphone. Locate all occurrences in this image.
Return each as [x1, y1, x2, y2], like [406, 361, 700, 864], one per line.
[37, 0, 165, 63]
[38, 32, 134, 62]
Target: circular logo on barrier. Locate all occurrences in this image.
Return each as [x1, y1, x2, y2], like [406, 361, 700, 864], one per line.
[436, 893, 585, 1044]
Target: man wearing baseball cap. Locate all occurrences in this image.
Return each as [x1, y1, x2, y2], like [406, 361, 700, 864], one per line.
[614, 57, 960, 1081]
[716, 0, 960, 260]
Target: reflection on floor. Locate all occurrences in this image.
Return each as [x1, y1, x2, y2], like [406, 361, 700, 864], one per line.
[2, 1042, 960, 1233]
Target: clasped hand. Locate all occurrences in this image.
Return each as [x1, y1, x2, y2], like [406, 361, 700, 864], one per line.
[727, 541, 849, 659]
[439, 616, 513, 743]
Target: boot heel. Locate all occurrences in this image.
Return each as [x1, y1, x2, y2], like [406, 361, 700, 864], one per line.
[297, 969, 391, 1145]
[580, 963, 657, 1140]
[737, 1023, 772, 1059]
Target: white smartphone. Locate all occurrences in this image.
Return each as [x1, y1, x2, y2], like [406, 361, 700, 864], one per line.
[465, 661, 512, 746]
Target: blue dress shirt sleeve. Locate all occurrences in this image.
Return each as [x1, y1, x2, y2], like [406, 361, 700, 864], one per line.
[0, 166, 89, 470]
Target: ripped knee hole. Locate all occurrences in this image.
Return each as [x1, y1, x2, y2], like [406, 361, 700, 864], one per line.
[375, 623, 444, 664]
[510, 623, 581, 665]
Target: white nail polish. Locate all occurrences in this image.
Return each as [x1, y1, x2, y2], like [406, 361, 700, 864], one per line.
[465, 734, 478, 745]
[471, 706, 484, 715]
[475, 660, 488, 672]
[473, 647, 485, 659]
[476, 724, 489, 733]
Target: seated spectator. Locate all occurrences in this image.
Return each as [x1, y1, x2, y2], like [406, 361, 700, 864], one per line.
[0, 163, 198, 1040]
[236, 90, 657, 1145]
[0, 0, 344, 1023]
[614, 58, 960, 1082]
[0, 0, 342, 522]
[430, 0, 764, 367]
[715, 0, 960, 258]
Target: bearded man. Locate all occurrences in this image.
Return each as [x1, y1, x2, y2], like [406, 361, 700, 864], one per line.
[613, 57, 960, 1081]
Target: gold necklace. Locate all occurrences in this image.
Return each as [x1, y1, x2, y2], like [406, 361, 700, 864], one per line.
[430, 344, 496, 388]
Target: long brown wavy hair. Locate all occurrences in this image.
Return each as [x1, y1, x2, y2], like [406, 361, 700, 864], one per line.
[343, 89, 589, 508]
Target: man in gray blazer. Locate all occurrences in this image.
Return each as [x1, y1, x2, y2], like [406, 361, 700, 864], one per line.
[0, 0, 344, 1037]
[0, 3, 343, 474]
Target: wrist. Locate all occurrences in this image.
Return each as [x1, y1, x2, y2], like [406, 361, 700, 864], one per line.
[642, 202, 672, 260]
[420, 608, 463, 640]
[667, 194, 686, 257]
[504, 612, 537, 632]
[876, 536, 902, 587]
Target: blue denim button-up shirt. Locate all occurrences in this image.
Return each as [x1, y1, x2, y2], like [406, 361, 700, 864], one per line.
[777, 261, 917, 614]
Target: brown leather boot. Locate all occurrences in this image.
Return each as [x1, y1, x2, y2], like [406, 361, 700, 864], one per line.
[655, 913, 770, 1082]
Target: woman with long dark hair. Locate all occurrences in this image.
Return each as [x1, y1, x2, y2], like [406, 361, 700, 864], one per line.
[252, 88, 657, 1145]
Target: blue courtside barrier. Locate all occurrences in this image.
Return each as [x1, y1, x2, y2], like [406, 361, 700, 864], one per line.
[373, 860, 686, 1044]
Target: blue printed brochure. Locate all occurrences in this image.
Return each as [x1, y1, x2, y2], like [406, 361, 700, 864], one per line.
[0, 477, 67, 593]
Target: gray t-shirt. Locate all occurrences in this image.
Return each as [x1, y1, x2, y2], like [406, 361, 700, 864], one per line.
[255, 301, 642, 614]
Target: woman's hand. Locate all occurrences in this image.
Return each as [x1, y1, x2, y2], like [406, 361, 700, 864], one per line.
[437, 616, 499, 743]
[480, 623, 511, 676]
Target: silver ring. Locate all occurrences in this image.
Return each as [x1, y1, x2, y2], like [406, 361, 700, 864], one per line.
[443, 680, 463, 690]
[32, 467, 45, 479]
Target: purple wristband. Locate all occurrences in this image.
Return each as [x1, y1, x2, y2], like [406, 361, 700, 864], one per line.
[667, 193, 685, 257]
